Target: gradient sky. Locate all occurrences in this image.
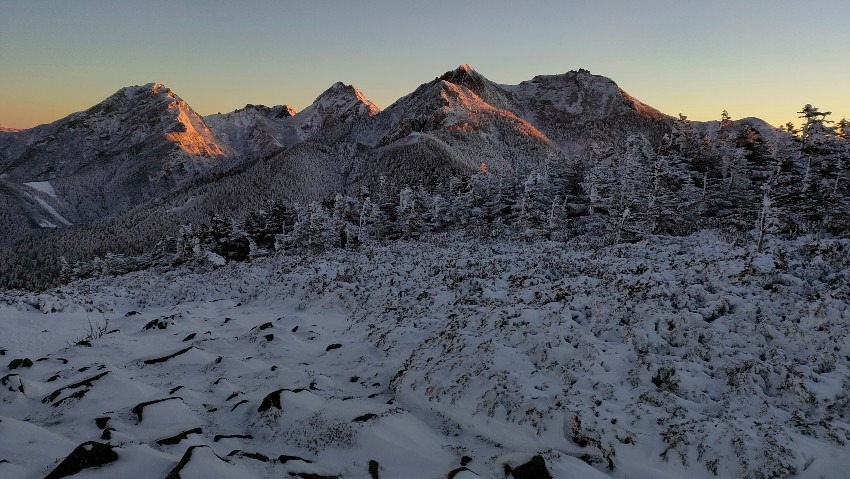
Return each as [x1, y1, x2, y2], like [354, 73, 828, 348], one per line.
[1, 0, 848, 130]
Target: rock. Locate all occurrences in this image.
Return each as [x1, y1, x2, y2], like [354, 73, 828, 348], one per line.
[131, 397, 182, 422]
[156, 427, 203, 446]
[325, 344, 342, 352]
[227, 450, 270, 462]
[42, 371, 110, 405]
[353, 413, 378, 423]
[258, 389, 284, 413]
[143, 347, 193, 365]
[278, 454, 312, 464]
[44, 441, 118, 479]
[368, 459, 380, 479]
[287, 473, 338, 479]
[1, 374, 24, 393]
[164, 446, 228, 479]
[214, 434, 253, 442]
[94, 417, 110, 430]
[509, 455, 552, 479]
[8, 358, 33, 370]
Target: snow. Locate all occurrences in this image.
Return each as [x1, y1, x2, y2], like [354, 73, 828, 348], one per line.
[23, 181, 56, 198]
[30, 195, 72, 226]
[1, 232, 849, 478]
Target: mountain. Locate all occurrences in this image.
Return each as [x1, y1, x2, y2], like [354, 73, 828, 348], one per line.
[0, 83, 231, 245]
[504, 69, 671, 157]
[203, 103, 297, 159]
[0, 65, 788, 265]
[202, 81, 380, 160]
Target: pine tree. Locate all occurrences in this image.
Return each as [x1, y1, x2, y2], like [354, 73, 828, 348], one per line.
[519, 171, 553, 237]
[796, 105, 838, 233]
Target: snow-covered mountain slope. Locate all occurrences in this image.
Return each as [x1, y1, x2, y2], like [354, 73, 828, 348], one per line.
[203, 82, 379, 165]
[204, 104, 298, 158]
[365, 65, 566, 177]
[290, 82, 380, 144]
[2, 232, 848, 479]
[0, 83, 233, 245]
[504, 70, 672, 157]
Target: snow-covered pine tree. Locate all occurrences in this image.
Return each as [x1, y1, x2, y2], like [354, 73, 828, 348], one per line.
[651, 136, 700, 235]
[397, 186, 425, 239]
[796, 104, 838, 233]
[617, 134, 654, 237]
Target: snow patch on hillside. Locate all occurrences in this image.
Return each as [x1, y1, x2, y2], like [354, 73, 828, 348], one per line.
[23, 181, 56, 198]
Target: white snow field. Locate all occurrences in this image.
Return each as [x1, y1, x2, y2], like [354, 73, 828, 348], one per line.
[1, 232, 848, 479]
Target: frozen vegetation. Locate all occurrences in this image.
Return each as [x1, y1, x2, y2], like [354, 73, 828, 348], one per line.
[2, 232, 848, 478]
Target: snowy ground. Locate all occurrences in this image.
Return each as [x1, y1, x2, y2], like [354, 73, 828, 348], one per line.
[1, 232, 848, 479]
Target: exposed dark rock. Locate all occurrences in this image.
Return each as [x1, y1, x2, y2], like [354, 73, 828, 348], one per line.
[143, 347, 193, 365]
[143, 318, 168, 330]
[350, 376, 360, 382]
[1, 374, 23, 393]
[169, 385, 184, 394]
[287, 473, 338, 479]
[100, 428, 114, 440]
[131, 397, 182, 422]
[368, 459, 379, 479]
[42, 371, 109, 404]
[461, 456, 472, 466]
[182, 333, 196, 342]
[125, 311, 139, 316]
[227, 450, 270, 462]
[8, 358, 33, 370]
[214, 434, 253, 442]
[258, 389, 284, 413]
[76, 340, 91, 347]
[278, 454, 313, 464]
[231, 399, 249, 411]
[164, 446, 228, 479]
[252, 322, 273, 331]
[156, 427, 203, 446]
[94, 417, 109, 430]
[264, 334, 274, 342]
[509, 455, 552, 479]
[353, 413, 378, 423]
[44, 441, 118, 479]
[325, 343, 342, 351]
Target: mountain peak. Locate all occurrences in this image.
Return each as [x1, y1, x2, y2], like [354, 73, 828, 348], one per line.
[439, 64, 485, 84]
[313, 82, 380, 116]
[234, 103, 297, 118]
